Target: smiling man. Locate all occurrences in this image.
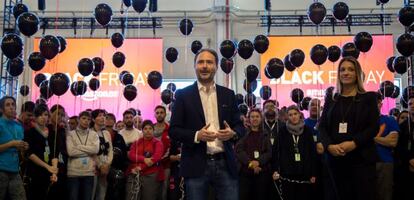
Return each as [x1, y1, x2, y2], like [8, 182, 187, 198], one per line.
[169, 49, 244, 200]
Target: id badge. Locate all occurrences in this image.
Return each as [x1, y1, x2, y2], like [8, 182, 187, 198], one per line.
[254, 151, 259, 159]
[295, 153, 301, 162]
[81, 157, 88, 166]
[339, 123, 348, 134]
[44, 146, 50, 163]
[270, 138, 274, 145]
[408, 141, 412, 151]
[313, 135, 317, 142]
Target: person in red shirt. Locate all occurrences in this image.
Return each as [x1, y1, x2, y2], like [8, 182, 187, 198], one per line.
[154, 105, 171, 200]
[126, 120, 164, 200]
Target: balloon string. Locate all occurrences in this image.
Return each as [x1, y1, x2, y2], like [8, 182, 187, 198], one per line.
[124, 8, 129, 38]
[73, 96, 77, 116]
[53, 97, 60, 159]
[55, 0, 60, 34]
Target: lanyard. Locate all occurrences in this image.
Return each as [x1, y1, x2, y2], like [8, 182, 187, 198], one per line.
[339, 96, 355, 122]
[76, 129, 89, 145]
[292, 135, 300, 153]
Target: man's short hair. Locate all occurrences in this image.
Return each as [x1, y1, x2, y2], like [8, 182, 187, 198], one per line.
[142, 120, 154, 129]
[34, 104, 49, 117]
[194, 48, 219, 66]
[69, 115, 78, 120]
[154, 105, 166, 112]
[263, 99, 278, 108]
[91, 109, 106, 119]
[123, 109, 135, 117]
[21, 101, 35, 113]
[106, 113, 116, 121]
[79, 111, 91, 118]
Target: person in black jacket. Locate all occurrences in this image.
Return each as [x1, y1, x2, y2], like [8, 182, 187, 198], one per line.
[272, 105, 316, 200]
[24, 104, 59, 200]
[235, 108, 272, 200]
[318, 57, 379, 200]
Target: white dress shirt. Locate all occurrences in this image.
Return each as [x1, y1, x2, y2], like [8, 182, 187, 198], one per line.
[120, 128, 142, 146]
[195, 81, 224, 154]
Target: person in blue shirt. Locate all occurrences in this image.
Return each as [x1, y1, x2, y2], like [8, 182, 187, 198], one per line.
[0, 96, 29, 200]
[375, 94, 399, 200]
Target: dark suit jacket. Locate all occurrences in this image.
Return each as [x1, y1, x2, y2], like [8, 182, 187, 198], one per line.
[169, 82, 244, 178]
[318, 92, 380, 164]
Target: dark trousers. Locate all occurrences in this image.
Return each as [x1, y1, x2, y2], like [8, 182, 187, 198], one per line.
[239, 172, 269, 200]
[331, 163, 376, 200]
[27, 174, 49, 200]
[67, 176, 95, 200]
[281, 180, 312, 200]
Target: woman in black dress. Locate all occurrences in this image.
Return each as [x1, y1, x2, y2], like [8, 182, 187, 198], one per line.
[318, 56, 380, 200]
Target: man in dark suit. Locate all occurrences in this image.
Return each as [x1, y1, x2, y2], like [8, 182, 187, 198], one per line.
[169, 49, 244, 200]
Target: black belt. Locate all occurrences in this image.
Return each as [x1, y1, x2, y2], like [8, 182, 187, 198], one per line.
[206, 153, 225, 161]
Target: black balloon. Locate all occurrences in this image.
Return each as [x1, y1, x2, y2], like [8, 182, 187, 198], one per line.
[332, 2, 349, 21]
[341, 42, 360, 59]
[354, 32, 373, 53]
[161, 89, 174, 104]
[70, 81, 87, 96]
[220, 40, 236, 59]
[89, 78, 100, 91]
[238, 104, 248, 115]
[132, 0, 147, 13]
[20, 85, 30, 96]
[1, 33, 23, 59]
[264, 68, 273, 79]
[167, 83, 177, 92]
[284, 55, 296, 72]
[147, 71, 162, 90]
[254, 35, 269, 54]
[28, 52, 46, 71]
[165, 47, 178, 63]
[119, 71, 129, 82]
[94, 3, 113, 26]
[39, 35, 60, 60]
[123, 84, 137, 101]
[238, 39, 254, 60]
[396, 33, 414, 57]
[92, 57, 105, 75]
[123, 0, 132, 7]
[386, 56, 395, 73]
[398, 6, 414, 27]
[17, 12, 39, 37]
[121, 73, 134, 85]
[260, 86, 272, 100]
[191, 40, 203, 54]
[34, 73, 47, 87]
[291, 88, 304, 104]
[78, 58, 94, 76]
[308, 2, 326, 25]
[7, 57, 24, 77]
[113, 52, 126, 68]
[245, 93, 256, 107]
[300, 97, 312, 111]
[290, 49, 305, 67]
[391, 86, 400, 99]
[393, 56, 408, 75]
[111, 32, 124, 48]
[378, 0, 389, 4]
[243, 79, 257, 93]
[13, 3, 28, 19]
[310, 44, 328, 65]
[379, 81, 394, 98]
[235, 93, 244, 105]
[56, 36, 67, 53]
[328, 45, 341, 62]
[39, 80, 53, 99]
[245, 65, 259, 82]
[266, 58, 284, 79]
[50, 73, 70, 96]
[179, 19, 193, 36]
[220, 58, 234, 74]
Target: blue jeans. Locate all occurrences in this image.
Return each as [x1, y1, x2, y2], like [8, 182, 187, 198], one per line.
[67, 176, 95, 200]
[185, 159, 238, 200]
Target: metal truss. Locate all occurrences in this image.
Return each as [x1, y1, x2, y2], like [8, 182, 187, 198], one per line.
[1, 0, 21, 99]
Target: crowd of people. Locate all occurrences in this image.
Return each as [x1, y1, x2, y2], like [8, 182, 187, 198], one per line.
[0, 49, 413, 200]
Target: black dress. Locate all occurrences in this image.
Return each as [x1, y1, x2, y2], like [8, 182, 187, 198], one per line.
[319, 92, 379, 200]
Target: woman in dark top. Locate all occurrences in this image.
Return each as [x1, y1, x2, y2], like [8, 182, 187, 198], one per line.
[235, 108, 272, 200]
[24, 104, 59, 200]
[318, 57, 379, 200]
[272, 105, 316, 200]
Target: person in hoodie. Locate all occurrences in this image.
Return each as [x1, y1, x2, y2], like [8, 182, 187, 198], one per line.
[66, 111, 100, 200]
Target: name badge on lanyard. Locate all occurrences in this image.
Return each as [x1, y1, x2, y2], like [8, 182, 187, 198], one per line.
[339, 122, 348, 134]
[254, 151, 260, 159]
[293, 135, 301, 162]
[270, 138, 274, 145]
[44, 141, 50, 163]
[295, 153, 301, 162]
